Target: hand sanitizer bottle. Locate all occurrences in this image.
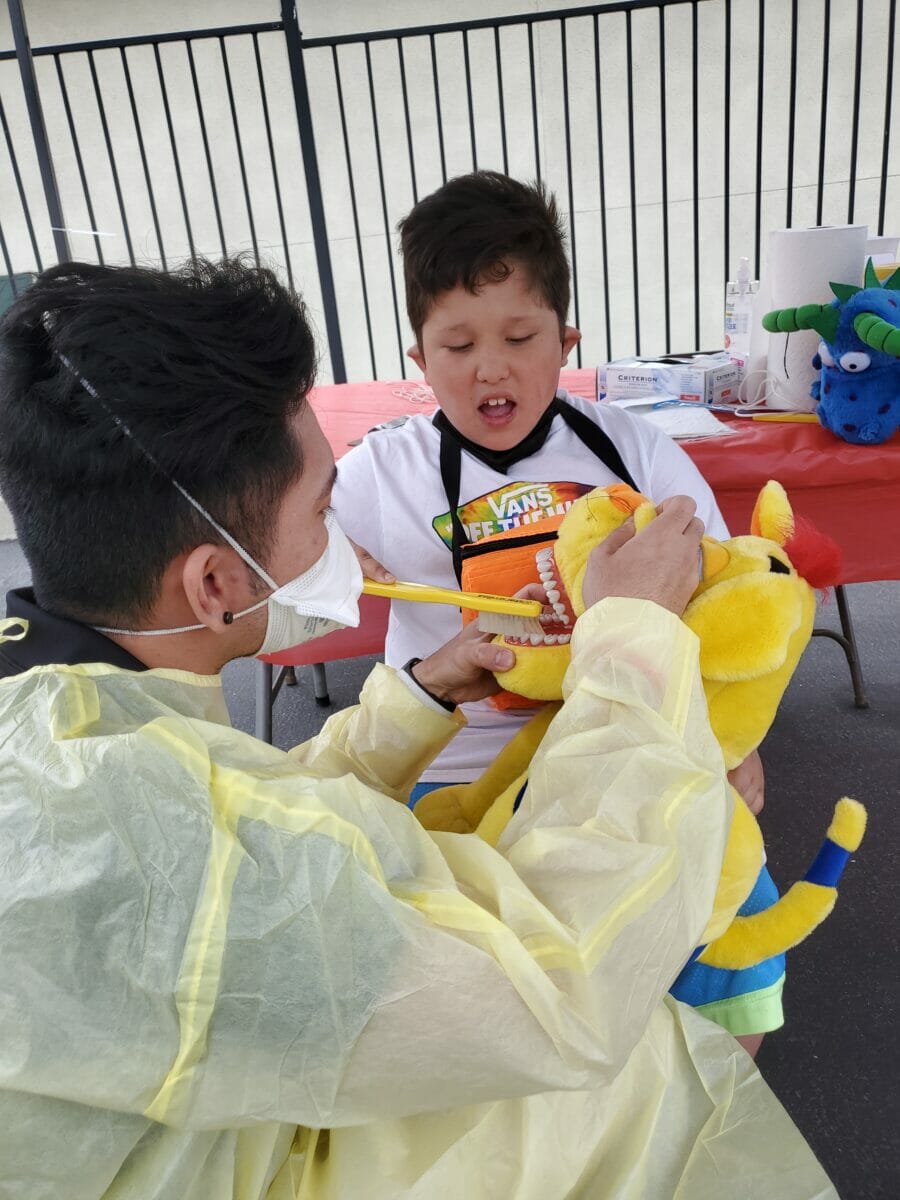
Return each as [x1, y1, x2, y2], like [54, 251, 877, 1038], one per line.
[725, 257, 759, 372]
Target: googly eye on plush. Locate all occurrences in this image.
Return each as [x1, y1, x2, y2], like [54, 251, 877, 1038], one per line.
[838, 351, 871, 372]
[817, 341, 835, 367]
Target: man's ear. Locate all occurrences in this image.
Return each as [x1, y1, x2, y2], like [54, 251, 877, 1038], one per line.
[180, 544, 248, 632]
[561, 325, 581, 364]
[407, 342, 427, 375]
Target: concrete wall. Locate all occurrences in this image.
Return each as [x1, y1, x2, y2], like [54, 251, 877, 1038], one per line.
[1, 0, 898, 535]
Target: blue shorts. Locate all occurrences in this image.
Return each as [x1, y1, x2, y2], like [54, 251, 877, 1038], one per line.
[410, 782, 785, 1037]
[670, 864, 785, 1036]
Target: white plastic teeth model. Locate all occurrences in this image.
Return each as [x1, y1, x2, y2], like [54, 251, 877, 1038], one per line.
[533, 548, 571, 627]
[501, 628, 574, 647]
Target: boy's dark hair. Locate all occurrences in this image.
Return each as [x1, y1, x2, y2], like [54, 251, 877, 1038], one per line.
[0, 258, 317, 624]
[399, 171, 570, 343]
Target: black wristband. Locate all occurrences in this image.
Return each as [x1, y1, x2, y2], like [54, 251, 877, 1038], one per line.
[401, 657, 457, 713]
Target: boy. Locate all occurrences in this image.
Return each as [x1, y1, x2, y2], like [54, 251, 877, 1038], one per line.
[333, 171, 777, 1049]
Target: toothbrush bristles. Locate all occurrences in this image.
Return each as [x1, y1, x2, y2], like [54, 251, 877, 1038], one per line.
[477, 611, 546, 638]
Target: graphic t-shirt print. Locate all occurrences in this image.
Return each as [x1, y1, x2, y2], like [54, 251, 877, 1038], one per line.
[432, 481, 593, 547]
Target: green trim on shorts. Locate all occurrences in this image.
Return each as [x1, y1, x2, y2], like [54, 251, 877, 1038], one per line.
[694, 974, 785, 1036]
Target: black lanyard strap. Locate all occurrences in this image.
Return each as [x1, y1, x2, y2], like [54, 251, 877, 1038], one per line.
[437, 396, 639, 584]
[439, 424, 470, 585]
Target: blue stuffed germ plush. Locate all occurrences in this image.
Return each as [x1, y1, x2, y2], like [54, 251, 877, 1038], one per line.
[763, 260, 900, 445]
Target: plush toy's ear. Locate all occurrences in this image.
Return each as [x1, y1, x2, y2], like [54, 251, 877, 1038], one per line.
[683, 573, 805, 680]
[750, 480, 794, 545]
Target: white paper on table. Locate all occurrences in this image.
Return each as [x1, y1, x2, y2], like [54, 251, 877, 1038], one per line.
[607, 396, 736, 440]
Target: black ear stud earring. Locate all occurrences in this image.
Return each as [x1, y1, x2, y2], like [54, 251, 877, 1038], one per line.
[223, 611, 234, 625]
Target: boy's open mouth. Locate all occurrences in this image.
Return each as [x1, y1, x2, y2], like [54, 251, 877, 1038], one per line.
[478, 395, 517, 426]
[502, 546, 577, 647]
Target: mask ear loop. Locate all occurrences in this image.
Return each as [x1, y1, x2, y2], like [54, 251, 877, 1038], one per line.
[56, 353, 278, 636]
[57, 353, 278, 590]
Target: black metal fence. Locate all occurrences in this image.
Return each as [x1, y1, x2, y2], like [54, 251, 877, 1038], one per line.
[1, 0, 897, 381]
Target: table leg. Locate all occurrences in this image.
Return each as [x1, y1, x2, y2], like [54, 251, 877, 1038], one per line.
[812, 584, 869, 709]
[255, 660, 274, 743]
[311, 662, 331, 706]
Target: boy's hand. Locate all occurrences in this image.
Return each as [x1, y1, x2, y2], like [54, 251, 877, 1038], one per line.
[411, 621, 516, 706]
[350, 539, 395, 584]
[581, 496, 705, 617]
[728, 749, 766, 816]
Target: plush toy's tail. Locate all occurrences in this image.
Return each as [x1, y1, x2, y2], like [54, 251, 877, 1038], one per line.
[697, 798, 866, 970]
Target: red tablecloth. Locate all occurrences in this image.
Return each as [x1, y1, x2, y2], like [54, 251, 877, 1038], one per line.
[264, 369, 899, 667]
[309, 367, 900, 585]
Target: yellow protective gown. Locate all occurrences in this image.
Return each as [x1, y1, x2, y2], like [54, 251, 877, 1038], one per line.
[0, 598, 836, 1199]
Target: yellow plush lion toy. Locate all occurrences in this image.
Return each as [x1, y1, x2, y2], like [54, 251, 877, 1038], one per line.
[415, 481, 865, 970]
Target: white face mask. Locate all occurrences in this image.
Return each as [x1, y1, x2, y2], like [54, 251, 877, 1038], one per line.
[58, 355, 362, 652]
[255, 509, 362, 654]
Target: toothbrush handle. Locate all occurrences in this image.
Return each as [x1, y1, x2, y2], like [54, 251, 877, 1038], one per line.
[362, 579, 542, 616]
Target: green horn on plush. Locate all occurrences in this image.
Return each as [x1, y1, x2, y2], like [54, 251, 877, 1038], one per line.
[761, 302, 840, 343]
[854, 311, 900, 356]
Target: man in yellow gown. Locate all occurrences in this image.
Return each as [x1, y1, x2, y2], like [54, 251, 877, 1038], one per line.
[0, 259, 835, 1198]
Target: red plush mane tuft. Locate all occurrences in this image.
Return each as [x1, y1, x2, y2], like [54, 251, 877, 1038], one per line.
[783, 516, 843, 590]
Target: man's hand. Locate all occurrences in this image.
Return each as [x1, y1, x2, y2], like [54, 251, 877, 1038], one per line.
[728, 748, 765, 816]
[581, 496, 705, 617]
[411, 621, 516, 707]
[350, 539, 395, 584]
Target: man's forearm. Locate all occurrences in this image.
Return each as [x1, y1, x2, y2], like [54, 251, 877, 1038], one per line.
[288, 662, 464, 802]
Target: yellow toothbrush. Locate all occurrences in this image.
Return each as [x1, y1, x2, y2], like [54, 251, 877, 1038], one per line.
[362, 579, 545, 636]
[750, 412, 819, 423]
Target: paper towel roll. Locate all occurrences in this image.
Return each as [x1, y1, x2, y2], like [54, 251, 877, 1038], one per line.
[751, 225, 868, 410]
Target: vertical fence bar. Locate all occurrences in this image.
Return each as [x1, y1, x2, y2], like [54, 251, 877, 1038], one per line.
[0, 93, 44, 271]
[625, 11, 641, 355]
[592, 13, 612, 360]
[753, 0, 765, 279]
[528, 22, 541, 181]
[429, 33, 448, 184]
[462, 29, 478, 170]
[186, 41, 227, 259]
[560, 19, 581, 365]
[153, 41, 196, 259]
[87, 49, 136, 265]
[331, 44, 377, 378]
[0, 218, 17, 287]
[493, 26, 509, 176]
[878, 0, 897, 235]
[816, 0, 831, 226]
[397, 39, 418, 204]
[364, 39, 406, 377]
[53, 54, 104, 263]
[220, 37, 260, 265]
[7, 0, 69, 262]
[847, 0, 864, 224]
[253, 33, 295, 288]
[691, 2, 700, 347]
[281, 0, 346, 382]
[659, 5, 671, 351]
[120, 47, 167, 269]
[785, 0, 798, 226]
